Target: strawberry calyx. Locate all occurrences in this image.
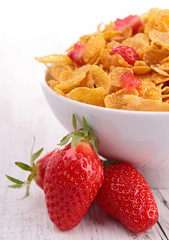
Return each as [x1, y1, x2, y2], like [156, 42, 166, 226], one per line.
[58, 114, 100, 154]
[101, 158, 118, 168]
[5, 137, 43, 198]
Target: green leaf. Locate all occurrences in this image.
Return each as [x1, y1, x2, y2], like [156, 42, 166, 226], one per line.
[83, 117, 88, 137]
[72, 113, 77, 131]
[71, 135, 84, 148]
[5, 175, 25, 185]
[22, 183, 30, 199]
[90, 138, 98, 154]
[8, 183, 24, 188]
[15, 162, 32, 171]
[31, 147, 43, 163]
[77, 128, 83, 132]
[58, 133, 72, 146]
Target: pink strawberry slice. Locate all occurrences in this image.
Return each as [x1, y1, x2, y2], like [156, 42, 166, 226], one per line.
[67, 42, 86, 63]
[120, 71, 142, 90]
[110, 45, 140, 66]
[115, 15, 142, 34]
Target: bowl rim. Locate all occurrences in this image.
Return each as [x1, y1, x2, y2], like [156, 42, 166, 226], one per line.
[41, 70, 169, 116]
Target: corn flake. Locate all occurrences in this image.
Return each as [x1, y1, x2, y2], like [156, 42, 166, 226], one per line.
[151, 65, 169, 76]
[105, 89, 138, 109]
[148, 29, 169, 50]
[143, 45, 169, 66]
[36, 54, 74, 65]
[48, 64, 72, 81]
[121, 33, 149, 56]
[83, 35, 105, 64]
[55, 70, 86, 93]
[67, 87, 106, 107]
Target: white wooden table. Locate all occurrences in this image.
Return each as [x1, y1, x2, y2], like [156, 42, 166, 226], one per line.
[0, 1, 169, 239]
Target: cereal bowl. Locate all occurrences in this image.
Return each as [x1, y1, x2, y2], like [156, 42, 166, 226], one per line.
[41, 71, 169, 189]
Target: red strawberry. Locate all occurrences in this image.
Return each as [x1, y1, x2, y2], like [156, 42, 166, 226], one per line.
[110, 45, 139, 66]
[43, 114, 103, 230]
[115, 15, 142, 34]
[67, 42, 86, 63]
[96, 163, 159, 233]
[120, 71, 142, 90]
[34, 144, 71, 189]
[35, 148, 58, 189]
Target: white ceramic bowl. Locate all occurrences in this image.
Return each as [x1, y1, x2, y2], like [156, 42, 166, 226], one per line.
[41, 71, 169, 189]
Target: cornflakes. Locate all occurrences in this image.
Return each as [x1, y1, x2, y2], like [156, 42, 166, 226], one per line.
[83, 35, 105, 64]
[36, 8, 169, 111]
[67, 87, 106, 107]
[55, 70, 86, 94]
[104, 89, 138, 109]
[47, 64, 72, 81]
[121, 33, 149, 56]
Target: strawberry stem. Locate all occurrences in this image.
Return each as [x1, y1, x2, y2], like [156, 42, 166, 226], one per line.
[58, 113, 100, 153]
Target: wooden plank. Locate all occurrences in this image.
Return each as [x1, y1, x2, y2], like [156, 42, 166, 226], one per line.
[153, 189, 169, 239]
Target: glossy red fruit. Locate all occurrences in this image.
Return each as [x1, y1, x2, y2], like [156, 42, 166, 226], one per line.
[44, 141, 104, 231]
[34, 149, 58, 189]
[120, 71, 142, 90]
[35, 145, 71, 189]
[96, 163, 159, 233]
[110, 45, 139, 66]
[67, 42, 86, 63]
[115, 15, 142, 34]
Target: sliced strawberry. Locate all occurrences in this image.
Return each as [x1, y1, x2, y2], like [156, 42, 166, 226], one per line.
[67, 42, 86, 63]
[110, 45, 140, 66]
[115, 15, 142, 34]
[120, 71, 142, 90]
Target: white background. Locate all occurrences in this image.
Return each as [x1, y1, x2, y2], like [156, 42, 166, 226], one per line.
[0, 1, 169, 239]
